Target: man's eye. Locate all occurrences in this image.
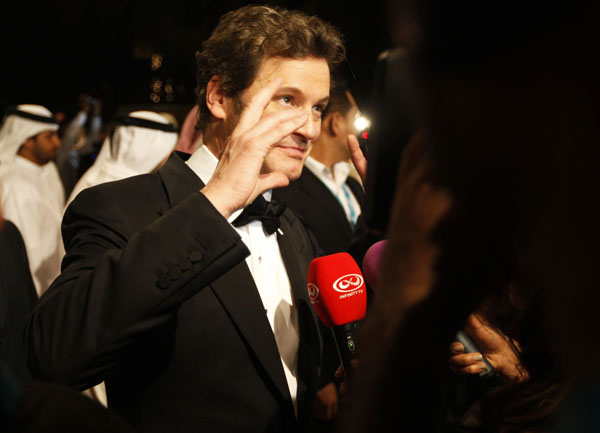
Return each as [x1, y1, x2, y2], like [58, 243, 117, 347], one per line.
[312, 105, 326, 118]
[278, 96, 293, 105]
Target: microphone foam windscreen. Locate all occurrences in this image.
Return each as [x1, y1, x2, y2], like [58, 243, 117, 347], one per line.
[307, 252, 367, 327]
[362, 240, 387, 291]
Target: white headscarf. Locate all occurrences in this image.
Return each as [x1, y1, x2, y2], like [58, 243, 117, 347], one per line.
[67, 110, 178, 206]
[0, 104, 59, 165]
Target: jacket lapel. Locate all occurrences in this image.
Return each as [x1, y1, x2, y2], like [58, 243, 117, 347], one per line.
[209, 262, 296, 413]
[157, 153, 295, 411]
[346, 176, 365, 208]
[277, 212, 321, 424]
[299, 170, 353, 238]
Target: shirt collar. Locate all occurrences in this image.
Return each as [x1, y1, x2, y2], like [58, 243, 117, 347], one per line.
[185, 142, 219, 186]
[304, 156, 351, 188]
[185, 143, 272, 223]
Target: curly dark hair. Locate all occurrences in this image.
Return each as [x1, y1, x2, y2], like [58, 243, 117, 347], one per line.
[195, 5, 346, 130]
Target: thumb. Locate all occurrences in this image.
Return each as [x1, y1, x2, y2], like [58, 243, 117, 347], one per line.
[257, 172, 290, 194]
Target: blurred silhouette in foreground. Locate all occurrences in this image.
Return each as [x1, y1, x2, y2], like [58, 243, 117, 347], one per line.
[344, 2, 600, 425]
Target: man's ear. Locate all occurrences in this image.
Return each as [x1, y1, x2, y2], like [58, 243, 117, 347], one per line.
[19, 138, 34, 153]
[205, 75, 228, 121]
[321, 114, 335, 138]
[329, 112, 345, 138]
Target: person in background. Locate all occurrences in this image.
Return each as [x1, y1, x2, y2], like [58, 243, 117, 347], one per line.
[0, 105, 64, 296]
[66, 111, 178, 207]
[174, 105, 203, 154]
[56, 94, 103, 197]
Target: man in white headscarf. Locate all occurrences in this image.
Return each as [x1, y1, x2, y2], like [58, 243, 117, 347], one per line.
[0, 105, 65, 296]
[66, 110, 178, 207]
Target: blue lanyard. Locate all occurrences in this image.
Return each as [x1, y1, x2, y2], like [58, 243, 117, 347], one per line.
[338, 183, 357, 228]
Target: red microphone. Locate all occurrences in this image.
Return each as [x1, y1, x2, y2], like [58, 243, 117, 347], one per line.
[308, 252, 367, 380]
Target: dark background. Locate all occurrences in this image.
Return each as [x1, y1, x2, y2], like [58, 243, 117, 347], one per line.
[0, 0, 393, 123]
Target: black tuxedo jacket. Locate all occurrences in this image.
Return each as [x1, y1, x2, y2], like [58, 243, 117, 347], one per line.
[26, 153, 322, 433]
[273, 168, 367, 257]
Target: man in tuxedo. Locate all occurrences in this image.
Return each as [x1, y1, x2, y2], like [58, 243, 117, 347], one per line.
[25, 5, 345, 433]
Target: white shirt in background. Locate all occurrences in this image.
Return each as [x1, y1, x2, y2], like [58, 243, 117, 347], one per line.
[303, 156, 361, 226]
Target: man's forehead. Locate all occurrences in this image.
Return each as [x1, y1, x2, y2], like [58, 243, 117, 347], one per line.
[252, 56, 330, 89]
[32, 129, 56, 139]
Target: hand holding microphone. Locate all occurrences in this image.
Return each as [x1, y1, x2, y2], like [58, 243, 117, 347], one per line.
[308, 253, 367, 382]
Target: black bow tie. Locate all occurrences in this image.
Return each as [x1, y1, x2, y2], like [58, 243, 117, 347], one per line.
[232, 196, 286, 235]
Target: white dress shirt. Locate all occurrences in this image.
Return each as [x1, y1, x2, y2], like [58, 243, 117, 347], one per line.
[186, 144, 300, 415]
[304, 156, 361, 226]
[0, 156, 65, 296]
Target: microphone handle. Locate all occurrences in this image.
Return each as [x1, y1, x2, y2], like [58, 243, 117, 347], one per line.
[331, 321, 359, 382]
[455, 330, 495, 378]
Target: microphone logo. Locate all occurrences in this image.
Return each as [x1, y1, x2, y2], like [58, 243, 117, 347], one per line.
[333, 274, 364, 293]
[307, 283, 320, 303]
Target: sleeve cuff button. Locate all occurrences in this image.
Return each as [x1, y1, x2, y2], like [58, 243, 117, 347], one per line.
[189, 250, 203, 263]
[157, 275, 171, 289]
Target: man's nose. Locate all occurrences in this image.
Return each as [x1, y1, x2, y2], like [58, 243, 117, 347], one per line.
[294, 110, 319, 142]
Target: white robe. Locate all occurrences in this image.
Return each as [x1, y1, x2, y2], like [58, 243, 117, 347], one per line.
[0, 156, 64, 296]
[42, 161, 66, 210]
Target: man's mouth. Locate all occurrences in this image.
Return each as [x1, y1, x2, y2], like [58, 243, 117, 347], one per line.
[276, 145, 307, 159]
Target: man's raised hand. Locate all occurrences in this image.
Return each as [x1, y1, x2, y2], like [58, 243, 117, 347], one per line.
[201, 78, 308, 218]
[347, 134, 366, 183]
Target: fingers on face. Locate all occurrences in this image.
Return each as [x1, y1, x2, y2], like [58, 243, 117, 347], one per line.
[230, 110, 307, 160]
[242, 109, 308, 147]
[236, 77, 284, 131]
